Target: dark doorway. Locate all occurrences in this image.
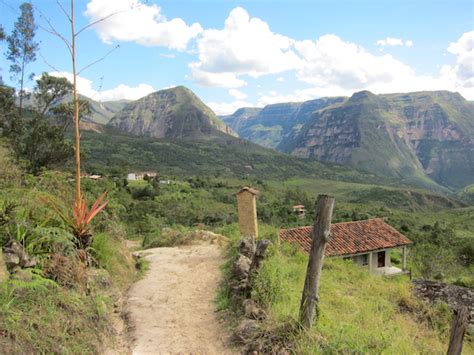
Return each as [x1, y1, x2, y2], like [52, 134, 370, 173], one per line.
[378, 251, 386, 267]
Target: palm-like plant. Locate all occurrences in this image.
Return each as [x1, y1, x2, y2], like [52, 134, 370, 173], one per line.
[42, 192, 108, 249]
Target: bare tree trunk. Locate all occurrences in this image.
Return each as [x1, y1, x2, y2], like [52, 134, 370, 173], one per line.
[447, 306, 469, 355]
[299, 194, 335, 329]
[70, 0, 81, 203]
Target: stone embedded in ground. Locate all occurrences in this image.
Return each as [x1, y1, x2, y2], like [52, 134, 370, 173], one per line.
[233, 255, 252, 280]
[243, 299, 267, 320]
[239, 238, 256, 258]
[233, 319, 261, 344]
[2, 240, 36, 270]
[0, 250, 8, 281]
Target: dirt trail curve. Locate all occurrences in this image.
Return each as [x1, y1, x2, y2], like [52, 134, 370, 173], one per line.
[124, 242, 236, 355]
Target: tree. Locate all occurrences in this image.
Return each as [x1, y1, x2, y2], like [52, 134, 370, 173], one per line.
[34, 72, 73, 116]
[0, 86, 18, 135]
[20, 118, 72, 174]
[0, 25, 6, 84]
[50, 99, 91, 132]
[7, 73, 75, 173]
[6, 3, 39, 116]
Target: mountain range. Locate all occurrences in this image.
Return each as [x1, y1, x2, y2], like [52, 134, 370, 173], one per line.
[222, 90, 474, 190]
[52, 85, 473, 191]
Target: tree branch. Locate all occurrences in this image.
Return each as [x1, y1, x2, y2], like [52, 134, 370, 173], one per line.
[35, 7, 73, 55]
[78, 45, 120, 75]
[55, 0, 72, 23]
[39, 51, 62, 73]
[75, 11, 124, 37]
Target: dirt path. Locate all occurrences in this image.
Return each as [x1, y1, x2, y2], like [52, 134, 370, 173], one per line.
[124, 243, 236, 354]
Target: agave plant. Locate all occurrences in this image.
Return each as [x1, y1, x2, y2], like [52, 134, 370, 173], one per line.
[41, 192, 108, 250]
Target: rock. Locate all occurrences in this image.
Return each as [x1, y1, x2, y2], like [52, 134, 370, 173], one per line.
[239, 238, 255, 258]
[233, 319, 261, 344]
[412, 279, 474, 334]
[3, 240, 36, 270]
[0, 250, 9, 282]
[3, 252, 20, 268]
[233, 255, 252, 280]
[243, 299, 267, 320]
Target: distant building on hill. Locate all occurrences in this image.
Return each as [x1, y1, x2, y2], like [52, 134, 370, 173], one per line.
[292, 204, 306, 218]
[279, 218, 412, 276]
[127, 172, 158, 181]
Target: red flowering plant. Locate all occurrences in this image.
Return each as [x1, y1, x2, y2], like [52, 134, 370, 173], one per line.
[42, 191, 108, 250]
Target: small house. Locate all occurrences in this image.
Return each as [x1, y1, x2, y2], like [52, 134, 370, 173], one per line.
[127, 172, 158, 181]
[292, 204, 306, 219]
[279, 218, 412, 276]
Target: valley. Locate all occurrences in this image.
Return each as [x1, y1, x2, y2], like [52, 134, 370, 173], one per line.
[0, 1, 473, 352]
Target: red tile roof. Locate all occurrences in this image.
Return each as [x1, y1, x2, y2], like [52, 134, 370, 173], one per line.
[279, 218, 412, 256]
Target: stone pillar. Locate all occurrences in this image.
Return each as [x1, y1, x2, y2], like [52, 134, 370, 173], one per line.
[236, 187, 259, 239]
[402, 246, 407, 270]
[368, 252, 373, 272]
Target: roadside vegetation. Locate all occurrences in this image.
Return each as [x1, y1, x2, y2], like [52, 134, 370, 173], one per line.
[0, 142, 138, 352]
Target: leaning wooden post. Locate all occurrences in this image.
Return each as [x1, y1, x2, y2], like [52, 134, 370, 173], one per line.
[447, 306, 469, 355]
[299, 194, 335, 329]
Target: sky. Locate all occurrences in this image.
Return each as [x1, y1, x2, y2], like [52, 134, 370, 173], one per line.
[0, 0, 473, 114]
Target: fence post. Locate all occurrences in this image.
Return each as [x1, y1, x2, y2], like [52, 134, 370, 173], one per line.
[299, 194, 335, 329]
[447, 306, 469, 355]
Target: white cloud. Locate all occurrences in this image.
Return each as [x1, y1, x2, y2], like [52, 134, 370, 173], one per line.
[49, 72, 155, 101]
[84, 0, 202, 51]
[207, 100, 254, 115]
[295, 34, 414, 90]
[228, 89, 247, 100]
[188, 64, 247, 88]
[443, 31, 474, 88]
[160, 53, 176, 59]
[276, 76, 285, 82]
[376, 37, 414, 47]
[189, 7, 301, 87]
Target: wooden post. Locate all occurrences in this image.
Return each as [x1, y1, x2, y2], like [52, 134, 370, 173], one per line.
[299, 194, 335, 329]
[402, 246, 407, 270]
[447, 306, 469, 355]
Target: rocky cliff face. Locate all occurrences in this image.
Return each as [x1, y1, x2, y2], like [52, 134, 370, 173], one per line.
[221, 97, 345, 149]
[228, 91, 474, 189]
[109, 86, 236, 139]
[286, 91, 474, 189]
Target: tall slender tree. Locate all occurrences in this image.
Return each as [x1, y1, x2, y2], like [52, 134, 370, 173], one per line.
[6, 2, 39, 116]
[0, 25, 6, 84]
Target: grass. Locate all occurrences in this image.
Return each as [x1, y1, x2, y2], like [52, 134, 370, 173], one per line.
[247, 241, 473, 354]
[0, 274, 110, 353]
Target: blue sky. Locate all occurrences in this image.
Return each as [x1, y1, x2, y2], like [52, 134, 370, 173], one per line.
[0, 0, 473, 114]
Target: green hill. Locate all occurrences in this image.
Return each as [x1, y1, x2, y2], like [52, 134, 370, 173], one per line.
[108, 86, 236, 139]
[79, 127, 421, 189]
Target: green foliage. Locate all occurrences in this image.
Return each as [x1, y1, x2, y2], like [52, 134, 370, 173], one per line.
[5, 2, 39, 112]
[33, 73, 73, 116]
[0, 273, 109, 353]
[91, 231, 135, 287]
[142, 226, 190, 249]
[246, 243, 460, 354]
[17, 117, 73, 174]
[1, 73, 77, 174]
